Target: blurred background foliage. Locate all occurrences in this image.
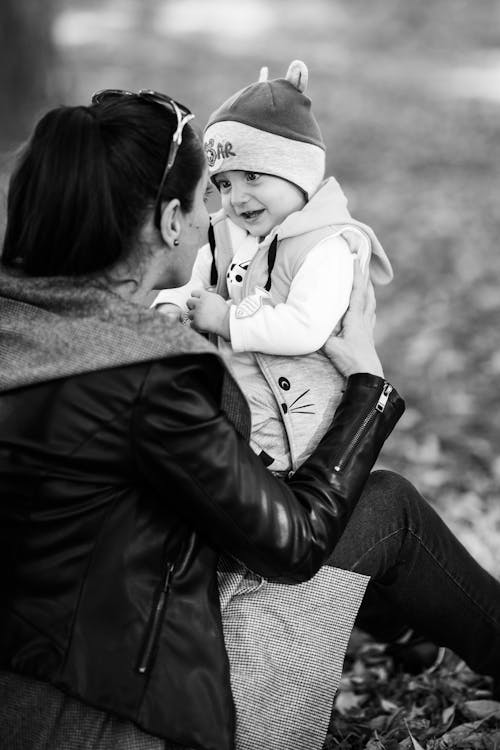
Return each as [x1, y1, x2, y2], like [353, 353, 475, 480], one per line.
[1, 0, 499, 574]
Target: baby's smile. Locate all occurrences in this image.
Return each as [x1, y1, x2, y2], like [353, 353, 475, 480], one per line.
[239, 208, 265, 221]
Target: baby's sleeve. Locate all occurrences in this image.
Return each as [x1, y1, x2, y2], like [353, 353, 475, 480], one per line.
[229, 234, 354, 356]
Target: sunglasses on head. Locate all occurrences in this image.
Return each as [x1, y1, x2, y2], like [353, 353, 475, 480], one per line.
[91, 89, 195, 228]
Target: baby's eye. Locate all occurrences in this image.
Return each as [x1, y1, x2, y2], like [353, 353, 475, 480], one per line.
[246, 172, 261, 182]
[216, 179, 231, 191]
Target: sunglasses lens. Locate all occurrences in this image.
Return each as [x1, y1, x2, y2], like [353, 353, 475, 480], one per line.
[138, 90, 191, 117]
[91, 89, 137, 104]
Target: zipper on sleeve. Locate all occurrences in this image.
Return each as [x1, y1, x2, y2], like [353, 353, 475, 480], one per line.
[333, 382, 392, 473]
[137, 561, 174, 675]
[375, 382, 392, 412]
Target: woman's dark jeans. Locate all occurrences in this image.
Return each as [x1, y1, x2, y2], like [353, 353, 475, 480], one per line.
[327, 470, 500, 679]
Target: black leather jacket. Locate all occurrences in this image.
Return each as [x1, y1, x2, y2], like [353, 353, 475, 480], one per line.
[0, 353, 404, 750]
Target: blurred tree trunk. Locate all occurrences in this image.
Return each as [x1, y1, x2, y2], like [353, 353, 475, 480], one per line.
[0, 0, 59, 149]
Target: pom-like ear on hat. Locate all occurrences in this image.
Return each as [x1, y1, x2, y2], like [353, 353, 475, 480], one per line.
[258, 66, 269, 82]
[285, 60, 308, 92]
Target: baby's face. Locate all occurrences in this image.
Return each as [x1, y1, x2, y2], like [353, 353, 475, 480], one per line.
[213, 170, 306, 238]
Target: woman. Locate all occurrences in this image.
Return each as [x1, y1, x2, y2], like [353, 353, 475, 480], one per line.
[0, 91, 497, 750]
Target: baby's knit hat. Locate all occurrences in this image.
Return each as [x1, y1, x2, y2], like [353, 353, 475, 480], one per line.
[204, 61, 325, 198]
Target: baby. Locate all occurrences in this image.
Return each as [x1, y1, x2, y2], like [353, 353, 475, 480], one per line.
[153, 60, 393, 475]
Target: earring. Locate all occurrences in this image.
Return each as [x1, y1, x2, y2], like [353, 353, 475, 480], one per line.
[173, 239, 180, 246]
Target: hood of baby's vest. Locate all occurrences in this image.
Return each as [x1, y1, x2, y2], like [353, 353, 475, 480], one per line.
[271, 177, 393, 285]
[275, 177, 352, 240]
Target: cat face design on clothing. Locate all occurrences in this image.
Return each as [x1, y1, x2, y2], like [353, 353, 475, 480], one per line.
[277, 376, 315, 416]
[213, 170, 306, 238]
[226, 259, 251, 287]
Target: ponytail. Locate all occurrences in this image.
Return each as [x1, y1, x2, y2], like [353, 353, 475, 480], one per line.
[3, 106, 123, 275]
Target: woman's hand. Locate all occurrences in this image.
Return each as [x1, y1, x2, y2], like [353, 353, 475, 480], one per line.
[322, 258, 384, 378]
[156, 303, 183, 322]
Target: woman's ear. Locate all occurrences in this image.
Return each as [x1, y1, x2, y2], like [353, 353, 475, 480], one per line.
[159, 198, 182, 248]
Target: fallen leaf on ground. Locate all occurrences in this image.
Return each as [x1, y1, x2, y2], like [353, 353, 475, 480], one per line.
[335, 690, 366, 715]
[462, 699, 500, 720]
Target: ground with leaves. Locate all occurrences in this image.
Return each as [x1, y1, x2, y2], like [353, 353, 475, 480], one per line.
[325, 629, 500, 749]
[1, 1, 500, 748]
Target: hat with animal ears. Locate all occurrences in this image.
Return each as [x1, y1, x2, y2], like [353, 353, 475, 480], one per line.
[204, 60, 325, 199]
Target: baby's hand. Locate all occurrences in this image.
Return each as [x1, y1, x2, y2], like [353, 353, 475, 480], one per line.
[187, 289, 230, 339]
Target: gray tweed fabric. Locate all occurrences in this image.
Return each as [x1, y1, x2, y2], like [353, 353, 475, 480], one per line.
[0, 671, 191, 750]
[218, 559, 369, 750]
[0, 268, 250, 438]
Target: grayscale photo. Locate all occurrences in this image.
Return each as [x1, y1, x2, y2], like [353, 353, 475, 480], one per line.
[1, 1, 499, 748]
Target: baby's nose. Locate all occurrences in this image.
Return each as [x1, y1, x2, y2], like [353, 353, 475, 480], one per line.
[230, 183, 248, 206]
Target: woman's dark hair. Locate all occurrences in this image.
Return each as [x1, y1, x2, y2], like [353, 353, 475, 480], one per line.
[1, 96, 206, 276]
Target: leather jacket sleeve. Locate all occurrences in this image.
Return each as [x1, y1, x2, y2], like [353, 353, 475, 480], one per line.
[133, 355, 405, 583]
